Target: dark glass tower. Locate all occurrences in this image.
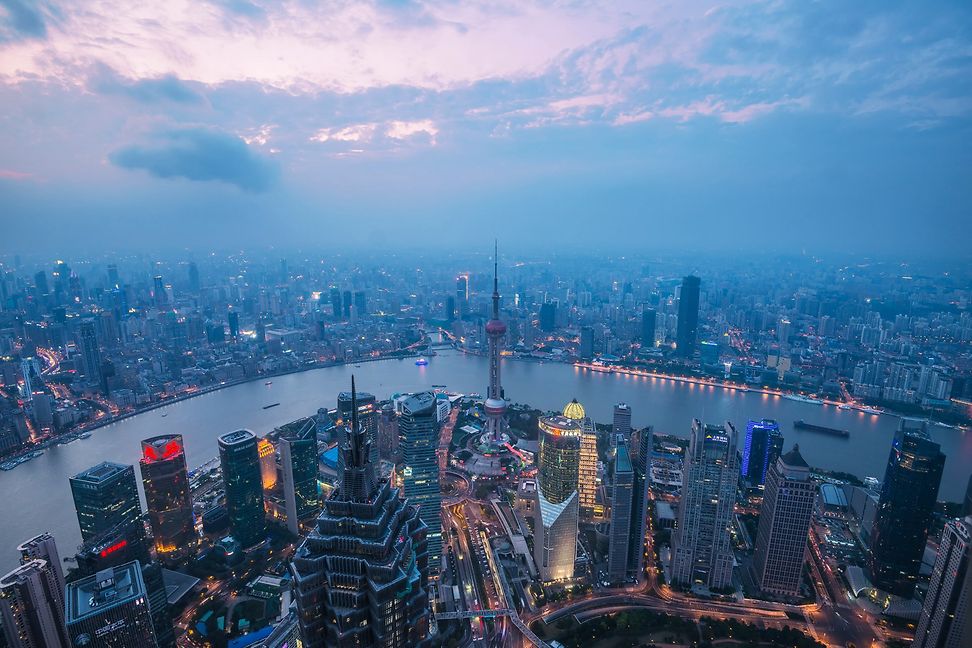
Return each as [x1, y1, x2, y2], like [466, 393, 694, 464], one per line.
[278, 418, 320, 535]
[641, 308, 656, 346]
[218, 429, 267, 548]
[676, 275, 700, 357]
[139, 434, 196, 563]
[338, 389, 378, 466]
[291, 378, 431, 648]
[400, 391, 442, 573]
[740, 419, 784, 487]
[65, 561, 159, 648]
[70, 462, 142, 543]
[870, 419, 945, 597]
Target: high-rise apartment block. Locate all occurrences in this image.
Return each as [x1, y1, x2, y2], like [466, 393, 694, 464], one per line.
[913, 516, 971, 648]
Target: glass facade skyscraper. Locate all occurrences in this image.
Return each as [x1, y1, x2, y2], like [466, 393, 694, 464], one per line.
[871, 419, 945, 597]
[278, 417, 320, 535]
[535, 413, 581, 582]
[676, 275, 701, 357]
[139, 434, 195, 563]
[400, 391, 442, 573]
[70, 462, 141, 543]
[741, 419, 784, 487]
[218, 429, 267, 548]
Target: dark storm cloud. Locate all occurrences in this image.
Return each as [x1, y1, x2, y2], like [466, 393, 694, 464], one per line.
[109, 128, 279, 192]
[0, 0, 47, 41]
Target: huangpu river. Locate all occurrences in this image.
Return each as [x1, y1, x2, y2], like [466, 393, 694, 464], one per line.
[1, 349, 969, 569]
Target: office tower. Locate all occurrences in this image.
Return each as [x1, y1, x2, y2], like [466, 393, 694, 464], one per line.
[329, 288, 342, 320]
[153, 275, 166, 307]
[291, 378, 431, 648]
[228, 310, 239, 338]
[139, 435, 196, 563]
[672, 420, 739, 590]
[456, 275, 468, 317]
[676, 275, 701, 357]
[642, 308, 657, 346]
[17, 533, 64, 594]
[752, 446, 816, 597]
[278, 418, 320, 535]
[354, 290, 367, 315]
[484, 243, 509, 443]
[446, 295, 456, 321]
[400, 391, 442, 573]
[913, 516, 971, 648]
[78, 319, 102, 386]
[539, 302, 556, 332]
[0, 560, 69, 648]
[33, 270, 48, 296]
[338, 389, 379, 467]
[562, 399, 597, 518]
[342, 289, 352, 319]
[741, 419, 784, 487]
[70, 462, 141, 543]
[258, 437, 278, 490]
[534, 414, 581, 582]
[613, 402, 632, 450]
[871, 419, 946, 597]
[107, 264, 120, 288]
[74, 522, 175, 648]
[255, 612, 302, 648]
[65, 561, 159, 648]
[629, 427, 652, 581]
[608, 441, 634, 583]
[218, 429, 267, 548]
[579, 325, 594, 360]
[187, 261, 200, 292]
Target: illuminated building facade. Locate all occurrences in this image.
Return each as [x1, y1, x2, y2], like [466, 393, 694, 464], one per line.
[562, 399, 598, 518]
[258, 437, 278, 490]
[871, 418, 945, 597]
[535, 414, 581, 582]
[291, 378, 431, 648]
[672, 420, 739, 590]
[218, 429, 267, 548]
[741, 419, 783, 487]
[65, 561, 159, 648]
[139, 434, 196, 563]
[400, 391, 442, 572]
[70, 462, 142, 543]
[484, 243, 509, 443]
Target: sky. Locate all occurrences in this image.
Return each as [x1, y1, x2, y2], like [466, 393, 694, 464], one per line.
[0, 0, 970, 257]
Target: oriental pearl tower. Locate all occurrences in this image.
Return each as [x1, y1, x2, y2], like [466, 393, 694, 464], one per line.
[483, 242, 509, 443]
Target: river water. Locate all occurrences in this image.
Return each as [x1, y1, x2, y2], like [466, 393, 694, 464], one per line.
[2, 350, 969, 570]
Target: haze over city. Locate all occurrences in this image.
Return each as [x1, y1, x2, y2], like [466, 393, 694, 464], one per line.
[2, 1, 971, 254]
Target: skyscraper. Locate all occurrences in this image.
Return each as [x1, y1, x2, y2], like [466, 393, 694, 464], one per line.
[613, 402, 632, 451]
[65, 561, 159, 648]
[0, 559, 69, 648]
[139, 434, 196, 563]
[672, 420, 739, 590]
[338, 389, 378, 467]
[484, 243, 509, 443]
[78, 319, 102, 387]
[751, 446, 816, 597]
[187, 261, 200, 293]
[278, 418, 320, 535]
[628, 426, 653, 581]
[218, 429, 267, 548]
[561, 400, 597, 518]
[329, 288, 342, 320]
[579, 325, 594, 360]
[70, 462, 142, 543]
[291, 378, 431, 648]
[913, 516, 971, 648]
[608, 441, 634, 583]
[16, 533, 64, 595]
[642, 307, 657, 347]
[258, 437, 278, 490]
[153, 275, 166, 308]
[342, 289, 352, 319]
[741, 419, 784, 487]
[539, 302, 556, 332]
[534, 414, 581, 582]
[400, 391, 442, 573]
[871, 419, 945, 597]
[676, 275, 701, 357]
[455, 275, 468, 318]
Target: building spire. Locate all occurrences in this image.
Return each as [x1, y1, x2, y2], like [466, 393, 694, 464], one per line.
[492, 240, 499, 319]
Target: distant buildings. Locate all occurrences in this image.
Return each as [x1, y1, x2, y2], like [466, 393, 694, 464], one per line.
[913, 516, 971, 648]
[740, 419, 784, 487]
[608, 441, 634, 583]
[70, 462, 141, 543]
[641, 308, 656, 347]
[278, 418, 320, 535]
[139, 434, 196, 564]
[65, 561, 159, 648]
[78, 319, 102, 388]
[534, 414, 581, 582]
[613, 402, 632, 450]
[291, 379, 431, 647]
[676, 275, 701, 357]
[871, 419, 945, 597]
[752, 446, 815, 597]
[400, 391, 442, 572]
[218, 429, 267, 548]
[672, 419, 738, 590]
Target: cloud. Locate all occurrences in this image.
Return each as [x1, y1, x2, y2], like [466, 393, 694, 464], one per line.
[91, 65, 206, 105]
[385, 119, 438, 142]
[309, 119, 438, 151]
[0, 168, 31, 180]
[0, 0, 47, 42]
[310, 123, 379, 144]
[109, 128, 278, 192]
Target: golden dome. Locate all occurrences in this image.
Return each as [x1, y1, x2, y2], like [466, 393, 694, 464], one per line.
[562, 398, 585, 420]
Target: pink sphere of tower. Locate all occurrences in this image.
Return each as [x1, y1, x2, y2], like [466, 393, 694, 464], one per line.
[486, 319, 506, 335]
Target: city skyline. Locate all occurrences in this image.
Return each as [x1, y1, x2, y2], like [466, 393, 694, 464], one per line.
[1, 2, 971, 255]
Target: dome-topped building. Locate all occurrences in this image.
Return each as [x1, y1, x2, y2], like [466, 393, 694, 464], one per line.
[563, 398, 585, 421]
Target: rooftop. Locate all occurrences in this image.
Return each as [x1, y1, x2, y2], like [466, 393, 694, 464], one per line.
[71, 461, 132, 484]
[66, 560, 145, 623]
[219, 429, 256, 446]
[780, 444, 809, 468]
